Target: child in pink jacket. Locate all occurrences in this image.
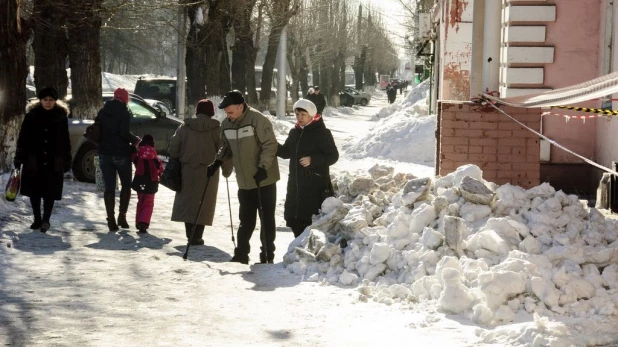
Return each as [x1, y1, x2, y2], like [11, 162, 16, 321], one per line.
[131, 134, 164, 233]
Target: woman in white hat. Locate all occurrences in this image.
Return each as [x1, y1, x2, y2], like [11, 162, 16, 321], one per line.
[277, 99, 339, 237]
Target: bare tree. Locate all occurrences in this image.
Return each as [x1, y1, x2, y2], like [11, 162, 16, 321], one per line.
[0, 0, 31, 171]
[32, 0, 69, 98]
[67, 0, 104, 119]
[259, 0, 296, 108]
[230, 0, 259, 98]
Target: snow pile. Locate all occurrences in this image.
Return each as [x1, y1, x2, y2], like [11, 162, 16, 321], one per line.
[283, 164, 618, 329]
[374, 79, 430, 120]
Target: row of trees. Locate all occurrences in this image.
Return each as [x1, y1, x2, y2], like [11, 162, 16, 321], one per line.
[0, 0, 402, 171]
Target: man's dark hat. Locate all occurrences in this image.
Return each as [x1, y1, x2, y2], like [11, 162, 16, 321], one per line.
[38, 87, 59, 100]
[218, 90, 245, 109]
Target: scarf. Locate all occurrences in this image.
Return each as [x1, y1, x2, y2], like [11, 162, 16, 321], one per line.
[296, 114, 321, 129]
[133, 145, 162, 182]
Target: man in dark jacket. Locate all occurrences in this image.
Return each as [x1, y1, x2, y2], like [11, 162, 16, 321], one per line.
[98, 88, 140, 231]
[307, 86, 327, 115]
[206, 90, 280, 264]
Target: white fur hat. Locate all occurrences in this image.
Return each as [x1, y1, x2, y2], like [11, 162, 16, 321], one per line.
[293, 99, 318, 117]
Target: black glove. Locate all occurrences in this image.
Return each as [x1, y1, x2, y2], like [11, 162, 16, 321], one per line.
[206, 159, 223, 177]
[253, 166, 267, 184]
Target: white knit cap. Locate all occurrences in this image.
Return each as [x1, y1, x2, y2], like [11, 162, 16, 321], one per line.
[293, 99, 317, 117]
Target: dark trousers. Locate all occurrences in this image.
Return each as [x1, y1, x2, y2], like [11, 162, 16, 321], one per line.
[236, 183, 276, 259]
[136, 193, 155, 227]
[286, 218, 312, 238]
[99, 155, 132, 193]
[30, 196, 54, 222]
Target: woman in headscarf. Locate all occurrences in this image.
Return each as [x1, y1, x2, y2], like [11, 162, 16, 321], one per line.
[14, 87, 71, 233]
[168, 99, 232, 245]
[277, 99, 339, 237]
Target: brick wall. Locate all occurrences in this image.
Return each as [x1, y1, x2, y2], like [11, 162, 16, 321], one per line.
[438, 101, 541, 189]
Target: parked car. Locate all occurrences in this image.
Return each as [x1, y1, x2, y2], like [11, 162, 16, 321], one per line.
[339, 91, 355, 107]
[68, 93, 183, 183]
[343, 87, 371, 106]
[133, 77, 177, 111]
[144, 99, 174, 118]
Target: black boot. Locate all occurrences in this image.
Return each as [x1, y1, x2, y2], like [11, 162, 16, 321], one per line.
[185, 223, 204, 245]
[30, 197, 42, 229]
[229, 248, 249, 264]
[40, 221, 50, 233]
[104, 191, 119, 231]
[117, 189, 130, 229]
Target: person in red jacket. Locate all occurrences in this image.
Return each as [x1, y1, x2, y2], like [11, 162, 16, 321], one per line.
[130, 134, 164, 233]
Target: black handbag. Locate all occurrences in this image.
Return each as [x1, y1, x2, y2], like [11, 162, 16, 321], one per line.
[83, 116, 101, 145]
[160, 158, 182, 191]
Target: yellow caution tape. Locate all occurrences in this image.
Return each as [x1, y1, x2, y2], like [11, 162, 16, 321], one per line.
[550, 105, 618, 115]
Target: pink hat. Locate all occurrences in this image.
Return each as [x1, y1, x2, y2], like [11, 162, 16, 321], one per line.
[113, 88, 129, 104]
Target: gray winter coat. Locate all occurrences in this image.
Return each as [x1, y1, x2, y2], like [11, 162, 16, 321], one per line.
[168, 114, 232, 225]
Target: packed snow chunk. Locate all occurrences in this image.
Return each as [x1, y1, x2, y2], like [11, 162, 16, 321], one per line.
[493, 305, 516, 323]
[475, 229, 511, 256]
[478, 271, 526, 310]
[364, 263, 387, 281]
[348, 177, 379, 197]
[386, 213, 412, 239]
[316, 243, 340, 262]
[408, 203, 437, 234]
[526, 182, 556, 199]
[369, 242, 390, 264]
[411, 276, 442, 300]
[401, 177, 432, 206]
[421, 227, 444, 250]
[530, 276, 561, 307]
[368, 164, 395, 180]
[444, 215, 467, 255]
[438, 268, 474, 314]
[492, 183, 529, 216]
[459, 176, 495, 205]
[311, 202, 349, 234]
[452, 164, 484, 186]
[321, 196, 344, 214]
[339, 212, 370, 239]
[459, 202, 492, 223]
[389, 284, 417, 302]
[339, 270, 359, 286]
[470, 303, 494, 325]
[519, 235, 543, 254]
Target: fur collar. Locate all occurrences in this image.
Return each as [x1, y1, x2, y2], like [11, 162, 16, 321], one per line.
[26, 99, 69, 114]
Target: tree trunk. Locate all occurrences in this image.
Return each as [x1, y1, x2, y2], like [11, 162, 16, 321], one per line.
[32, 0, 69, 99]
[231, 0, 257, 94]
[67, 0, 103, 119]
[0, 0, 30, 171]
[244, 2, 263, 105]
[185, 4, 208, 107]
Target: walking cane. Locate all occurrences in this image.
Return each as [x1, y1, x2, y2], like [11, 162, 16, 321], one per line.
[255, 180, 271, 264]
[183, 175, 211, 260]
[225, 177, 236, 248]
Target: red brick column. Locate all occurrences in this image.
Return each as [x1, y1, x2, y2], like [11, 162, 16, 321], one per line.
[438, 102, 541, 189]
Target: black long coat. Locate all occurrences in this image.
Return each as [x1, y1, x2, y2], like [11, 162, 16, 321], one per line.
[15, 101, 71, 200]
[277, 117, 339, 224]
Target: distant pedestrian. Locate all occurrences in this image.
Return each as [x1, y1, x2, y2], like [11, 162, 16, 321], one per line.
[130, 134, 164, 234]
[307, 86, 327, 115]
[14, 87, 72, 233]
[305, 87, 315, 99]
[387, 84, 397, 104]
[207, 90, 280, 264]
[98, 88, 141, 231]
[277, 99, 339, 237]
[168, 99, 231, 245]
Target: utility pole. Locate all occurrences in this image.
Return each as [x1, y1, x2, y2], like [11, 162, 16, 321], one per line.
[176, 4, 187, 119]
[276, 26, 288, 117]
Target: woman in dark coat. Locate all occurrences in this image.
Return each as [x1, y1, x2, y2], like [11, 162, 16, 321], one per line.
[14, 87, 71, 233]
[277, 99, 339, 238]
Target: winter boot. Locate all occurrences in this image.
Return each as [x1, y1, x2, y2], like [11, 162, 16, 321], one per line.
[258, 252, 274, 264]
[136, 222, 148, 234]
[104, 191, 119, 231]
[184, 223, 204, 245]
[229, 248, 249, 265]
[117, 189, 131, 229]
[30, 216, 42, 230]
[40, 221, 50, 233]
